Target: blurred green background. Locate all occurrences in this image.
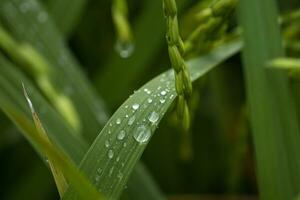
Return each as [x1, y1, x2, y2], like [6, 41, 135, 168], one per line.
[0, 0, 300, 199]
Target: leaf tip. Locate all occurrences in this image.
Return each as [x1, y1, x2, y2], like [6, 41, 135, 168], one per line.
[22, 82, 35, 114]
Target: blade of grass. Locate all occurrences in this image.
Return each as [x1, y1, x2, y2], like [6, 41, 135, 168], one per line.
[43, 0, 87, 36]
[238, 0, 300, 199]
[0, 0, 109, 142]
[62, 40, 242, 200]
[0, 54, 88, 164]
[124, 163, 165, 200]
[1, 94, 103, 200]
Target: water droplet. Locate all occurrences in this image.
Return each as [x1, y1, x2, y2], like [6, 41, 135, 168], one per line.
[170, 94, 175, 99]
[37, 11, 48, 23]
[133, 125, 151, 144]
[116, 118, 121, 124]
[160, 99, 166, 104]
[125, 114, 129, 118]
[108, 150, 114, 159]
[115, 40, 135, 58]
[128, 115, 136, 125]
[105, 140, 110, 148]
[148, 111, 159, 123]
[123, 142, 127, 147]
[143, 88, 151, 94]
[160, 90, 167, 96]
[116, 156, 120, 162]
[147, 98, 153, 103]
[132, 103, 140, 110]
[117, 130, 126, 140]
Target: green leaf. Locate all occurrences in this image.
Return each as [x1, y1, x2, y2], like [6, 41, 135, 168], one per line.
[0, 0, 109, 142]
[0, 54, 88, 164]
[238, 0, 300, 199]
[4, 87, 103, 200]
[62, 40, 242, 200]
[43, 0, 87, 36]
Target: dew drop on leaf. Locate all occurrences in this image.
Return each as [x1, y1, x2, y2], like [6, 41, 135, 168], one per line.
[108, 150, 114, 159]
[160, 99, 166, 104]
[132, 103, 140, 110]
[128, 115, 136, 126]
[105, 140, 110, 148]
[160, 90, 167, 96]
[147, 98, 153, 103]
[117, 130, 126, 140]
[116, 118, 121, 124]
[148, 111, 159, 123]
[133, 125, 151, 144]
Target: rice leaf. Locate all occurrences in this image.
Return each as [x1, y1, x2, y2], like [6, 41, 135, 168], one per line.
[62, 40, 242, 200]
[0, 54, 88, 164]
[43, 0, 87, 36]
[238, 0, 300, 199]
[0, 0, 109, 141]
[1, 88, 103, 200]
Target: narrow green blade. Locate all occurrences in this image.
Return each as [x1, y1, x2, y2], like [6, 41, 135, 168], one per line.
[0, 54, 88, 164]
[238, 0, 300, 199]
[0, 0, 109, 141]
[43, 0, 87, 36]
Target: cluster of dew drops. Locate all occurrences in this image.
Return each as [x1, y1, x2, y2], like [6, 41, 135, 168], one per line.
[94, 73, 176, 184]
[15, 0, 48, 23]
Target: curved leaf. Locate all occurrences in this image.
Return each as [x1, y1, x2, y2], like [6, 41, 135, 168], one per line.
[63, 40, 242, 200]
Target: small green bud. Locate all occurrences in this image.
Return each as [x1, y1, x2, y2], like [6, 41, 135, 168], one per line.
[182, 66, 193, 96]
[175, 72, 184, 95]
[168, 46, 183, 72]
[177, 96, 185, 118]
[182, 103, 190, 131]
